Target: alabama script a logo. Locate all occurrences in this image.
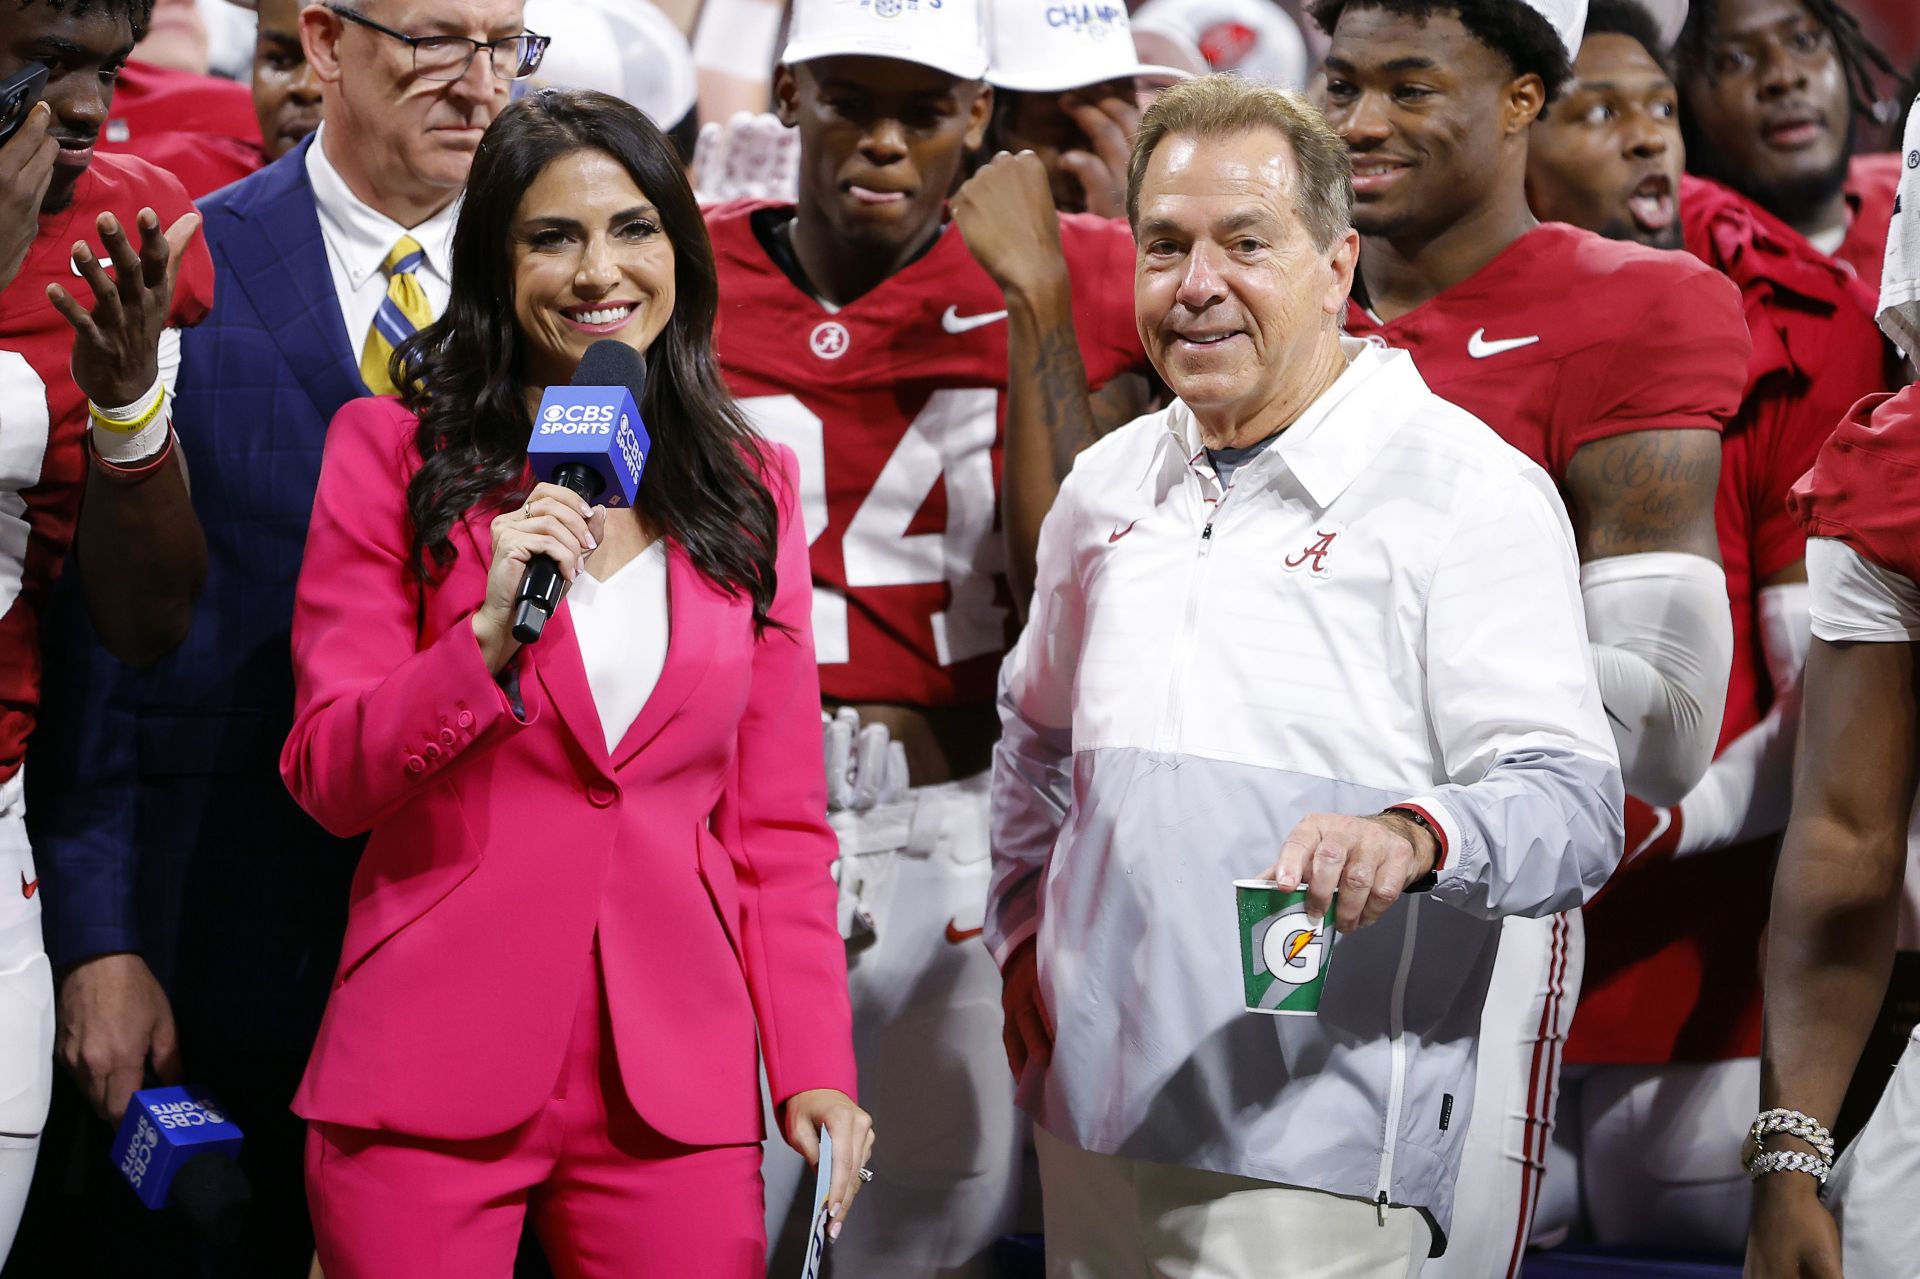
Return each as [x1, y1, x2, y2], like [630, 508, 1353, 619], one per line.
[1283, 529, 1338, 578]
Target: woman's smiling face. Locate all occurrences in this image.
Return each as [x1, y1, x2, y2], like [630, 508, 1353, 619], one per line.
[511, 147, 677, 389]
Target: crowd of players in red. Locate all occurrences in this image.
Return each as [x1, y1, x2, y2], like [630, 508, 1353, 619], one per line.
[2, 0, 1918, 1275]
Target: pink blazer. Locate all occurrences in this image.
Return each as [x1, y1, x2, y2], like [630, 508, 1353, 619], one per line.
[280, 396, 854, 1144]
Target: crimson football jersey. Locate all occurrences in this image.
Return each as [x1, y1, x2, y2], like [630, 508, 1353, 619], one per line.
[98, 61, 267, 200]
[1571, 180, 1889, 1065]
[1833, 152, 1902, 289]
[708, 201, 1143, 707]
[1792, 384, 1920, 584]
[1344, 222, 1749, 487]
[102, 60, 263, 149]
[0, 153, 216, 781]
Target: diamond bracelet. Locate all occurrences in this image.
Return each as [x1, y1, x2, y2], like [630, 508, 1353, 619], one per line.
[1747, 1148, 1832, 1185]
[1746, 1108, 1837, 1166]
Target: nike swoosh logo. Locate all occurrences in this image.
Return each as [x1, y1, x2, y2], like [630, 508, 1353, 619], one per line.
[1108, 519, 1140, 544]
[945, 920, 985, 944]
[1467, 328, 1541, 358]
[20, 873, 37, 900]
[941, 306, 1008, 335]
[1627, 807, 1672, 863]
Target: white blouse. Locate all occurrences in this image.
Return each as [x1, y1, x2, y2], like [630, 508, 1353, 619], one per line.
[568, 539, 670, 753]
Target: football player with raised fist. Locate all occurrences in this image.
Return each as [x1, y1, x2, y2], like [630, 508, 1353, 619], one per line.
[1318, 0, 1749, 1273]
[703, 0, 1145, 1272]
[0, 0, 215, 1264]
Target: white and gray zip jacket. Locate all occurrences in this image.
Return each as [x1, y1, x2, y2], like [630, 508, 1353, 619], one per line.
[988, 341, 1624, 1248]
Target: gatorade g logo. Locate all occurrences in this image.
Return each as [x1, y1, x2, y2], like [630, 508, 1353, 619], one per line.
[1263, 911, 1325, 985]
[538, 403, 618, 435]
[1238, 883, 1335, 1016]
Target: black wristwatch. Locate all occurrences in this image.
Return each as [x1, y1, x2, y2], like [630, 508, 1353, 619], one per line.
[1379, 805, 1443, 893]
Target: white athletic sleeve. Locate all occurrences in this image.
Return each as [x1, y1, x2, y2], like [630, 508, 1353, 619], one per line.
[1674, 581, 1810, 855]
[1581, 551, 1735, 806]
[1807, 537, 1920, 642]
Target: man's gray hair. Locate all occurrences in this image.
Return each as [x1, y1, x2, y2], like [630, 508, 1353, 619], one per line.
[1126, 74, 1354, 251]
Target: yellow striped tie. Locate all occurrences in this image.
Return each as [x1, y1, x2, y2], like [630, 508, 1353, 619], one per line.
[360, 235, 434, 396]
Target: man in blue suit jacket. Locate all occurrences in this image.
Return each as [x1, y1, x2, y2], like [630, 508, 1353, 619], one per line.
[11, 3, 530, 1272]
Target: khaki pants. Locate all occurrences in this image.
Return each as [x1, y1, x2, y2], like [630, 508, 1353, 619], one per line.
[1035, 1125, 1431, 1279]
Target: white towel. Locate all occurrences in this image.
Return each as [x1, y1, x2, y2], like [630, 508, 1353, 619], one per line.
[1878, 95, 1920, 364]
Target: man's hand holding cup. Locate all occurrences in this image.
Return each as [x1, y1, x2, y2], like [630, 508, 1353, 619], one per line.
[1258, 810, 1438, 934]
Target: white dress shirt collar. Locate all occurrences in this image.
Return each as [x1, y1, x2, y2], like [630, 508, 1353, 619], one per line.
[305, 124, 461, 290]
[1167, 337, 1421, 508]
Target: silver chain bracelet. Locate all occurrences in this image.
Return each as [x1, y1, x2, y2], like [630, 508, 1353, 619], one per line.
[1747, 1108, 1837, 1165]
[1748, 1148, 1832, 1185]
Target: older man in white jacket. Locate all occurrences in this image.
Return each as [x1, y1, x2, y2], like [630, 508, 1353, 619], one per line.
[988, 75, 1624, 1277]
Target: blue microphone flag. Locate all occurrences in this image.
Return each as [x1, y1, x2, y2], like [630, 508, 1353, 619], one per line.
[527, 384, 647, 507]
[110, 1086, 245, 1210]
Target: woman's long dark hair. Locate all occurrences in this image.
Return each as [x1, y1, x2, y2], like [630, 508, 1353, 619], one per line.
[399, 88, 783, 629]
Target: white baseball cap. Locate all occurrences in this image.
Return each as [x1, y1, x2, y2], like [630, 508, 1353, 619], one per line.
[1130, 0, 1309, 90]
[1516, 0, 1590, 62]
[523, 0, 699, 130]
[1634, 0, 1689, 52]
[986, 0, 1194, 93]
[782, 0, 991, 81]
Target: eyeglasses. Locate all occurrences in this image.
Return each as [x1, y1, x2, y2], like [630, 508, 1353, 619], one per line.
[325, 5, 550, 82]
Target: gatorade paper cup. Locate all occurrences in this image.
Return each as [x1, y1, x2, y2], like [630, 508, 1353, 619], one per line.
[1235, 879, 1336, 1016]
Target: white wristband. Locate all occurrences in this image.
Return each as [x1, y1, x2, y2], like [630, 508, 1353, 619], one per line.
[90, 389, 172, 465]
[89, 376, 164, 425]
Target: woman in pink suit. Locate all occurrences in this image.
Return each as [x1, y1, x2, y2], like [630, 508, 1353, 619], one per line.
[280, 88, 871, 1278]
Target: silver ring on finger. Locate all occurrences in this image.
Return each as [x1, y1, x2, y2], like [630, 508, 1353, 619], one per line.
[857, 1167, 873, 1183]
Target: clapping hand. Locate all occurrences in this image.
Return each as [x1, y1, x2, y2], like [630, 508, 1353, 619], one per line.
[822, 707, 909, 813]
[690, 112, 799, 204]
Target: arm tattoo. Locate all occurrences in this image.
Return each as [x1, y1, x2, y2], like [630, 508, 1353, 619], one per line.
[1027, 325, 1096, 484]
[1565, 429, 1722, 562]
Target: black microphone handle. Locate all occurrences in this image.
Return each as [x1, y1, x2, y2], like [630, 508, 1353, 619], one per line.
[511, 463, 609, 645]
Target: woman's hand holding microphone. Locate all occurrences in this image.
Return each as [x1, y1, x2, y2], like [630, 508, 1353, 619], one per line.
[472, 483, 607, 673]
[784, 1088, 876, 1241]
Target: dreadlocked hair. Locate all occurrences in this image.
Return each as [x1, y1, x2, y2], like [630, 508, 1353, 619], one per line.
[14, 0, 155, 40]
[1309, 0, 1575, 100]
[1674, 0, 1899, 132]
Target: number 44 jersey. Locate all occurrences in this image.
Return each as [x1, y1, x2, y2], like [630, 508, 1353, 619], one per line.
[707, 200, 1145, 708]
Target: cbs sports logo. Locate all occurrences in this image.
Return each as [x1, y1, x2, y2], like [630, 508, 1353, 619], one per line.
[538, 403, 619, 435]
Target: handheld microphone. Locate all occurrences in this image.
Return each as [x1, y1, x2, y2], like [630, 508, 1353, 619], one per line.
[513, 339, 651, 644]
[110, 1085, 252, 1246]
